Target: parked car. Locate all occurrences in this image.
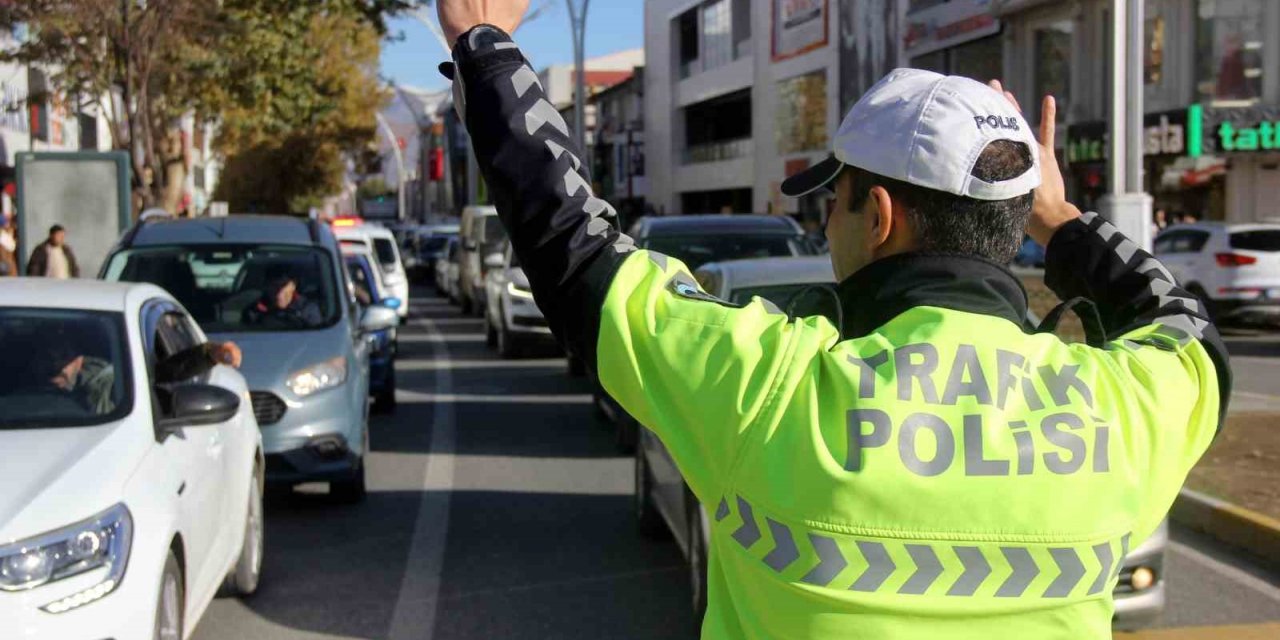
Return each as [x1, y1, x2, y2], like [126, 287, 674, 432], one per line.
[343, 245, 400, 413]
[458, 205, 507, 316]
[633, 255, 1167, 629]
[0, 279, 263, 639]
[435, 236, 462, 302]
[1154, 222, 1280, 323]
[598, 215, 823, 451]
[334, 221, 411, 321]
[483, 242, 555, 358]
[102, 215, 399, 502]
[408, 224, 459, 285]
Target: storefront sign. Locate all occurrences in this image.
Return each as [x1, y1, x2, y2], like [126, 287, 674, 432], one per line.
[1066, 109, 1191, 164]
[773, 0, 829, 62]
[776, 72, 828, 154]
[838, 0, 904, 113]
[903, 0, 998, 59]
[1195, 104, 1280, 156]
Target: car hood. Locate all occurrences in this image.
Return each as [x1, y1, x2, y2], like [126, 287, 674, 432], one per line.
[208, 325, 348, 392]
[0, 420, 148, 542]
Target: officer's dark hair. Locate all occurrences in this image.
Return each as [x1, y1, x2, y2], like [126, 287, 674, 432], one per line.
[845, 140, 1035, 264]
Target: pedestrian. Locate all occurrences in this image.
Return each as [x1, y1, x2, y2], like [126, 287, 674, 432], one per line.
[435, 3, 1229, 637]
[0, 213, 17, 277]
[1153, 207, 1168, 236]
[26, 224, 80, 278]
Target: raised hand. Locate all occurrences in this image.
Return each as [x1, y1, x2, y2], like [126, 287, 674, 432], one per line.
[988, 80, 1082, 247]
[437, 0, 530, 46]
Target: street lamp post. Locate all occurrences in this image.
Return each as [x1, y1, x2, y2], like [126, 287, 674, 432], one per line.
[1100, 0, 1153, 252]
[566, 0, 590, 154]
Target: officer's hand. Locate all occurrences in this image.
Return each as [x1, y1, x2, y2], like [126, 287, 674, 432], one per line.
[437, 0, 530, 45]
[212, 341, 242, 369]
[988, 80, 1081, 248]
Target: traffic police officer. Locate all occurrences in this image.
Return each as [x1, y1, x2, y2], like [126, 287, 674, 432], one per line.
[436, 2, 1230, 637]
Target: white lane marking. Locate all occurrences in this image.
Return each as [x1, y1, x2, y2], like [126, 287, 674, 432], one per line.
[374, 453, 632, 495]
[388, 315, 455, 640]
[397, 389, 593, 404]
[1168, 541, 1280, 604]
[397, 358, 566, 371]
[399, 333, 486, 343]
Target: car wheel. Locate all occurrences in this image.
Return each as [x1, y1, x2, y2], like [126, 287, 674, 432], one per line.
[374, 370, 397, 415]
[222, 467, 264, 597]
[686, 493, 709, 620]
[155, 551, 184, 640]
[616, 413, 638, 454]
[498, 322, 522, 359]
[634, 450, 666, 540]
[567, 355, 586, 377]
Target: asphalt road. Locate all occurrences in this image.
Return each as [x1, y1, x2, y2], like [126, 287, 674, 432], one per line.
[192, 288, 1280, 640]
[1223, 329, 1280, 412]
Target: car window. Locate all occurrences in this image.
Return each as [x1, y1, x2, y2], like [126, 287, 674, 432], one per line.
[345, 256, 376, 306]
[105, 244, 341, 332]
[1230, 230, 1280, 252]
[373, 237, 399, 267]
[643, 235, 808, 270]
[1154, 231, 1209, 254]
[0, 308, 132, 427]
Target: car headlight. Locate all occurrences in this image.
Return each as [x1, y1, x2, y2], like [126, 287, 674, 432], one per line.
[506, 281, 534, 299]
[286, 356, 348, 397]
[0, 503, 131, 612]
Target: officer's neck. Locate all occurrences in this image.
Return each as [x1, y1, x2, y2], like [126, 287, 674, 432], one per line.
[836, 252, 1029, 338]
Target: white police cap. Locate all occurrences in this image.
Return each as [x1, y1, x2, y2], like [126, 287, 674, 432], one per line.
[782, 68, 1041, 201]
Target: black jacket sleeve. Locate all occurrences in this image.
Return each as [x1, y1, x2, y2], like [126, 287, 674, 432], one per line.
[1044, 213, 1232, 430]
[448, 25, 637, 370]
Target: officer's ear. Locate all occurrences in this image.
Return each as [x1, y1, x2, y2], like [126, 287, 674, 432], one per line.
[866, 185, 895, 251]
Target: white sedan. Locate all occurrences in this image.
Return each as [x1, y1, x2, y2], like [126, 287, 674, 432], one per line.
[0, 280, 264, 640]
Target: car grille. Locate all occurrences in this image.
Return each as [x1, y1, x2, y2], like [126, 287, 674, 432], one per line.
[249, 391, 287, 426]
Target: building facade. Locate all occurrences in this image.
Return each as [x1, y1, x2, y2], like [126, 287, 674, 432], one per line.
[590, 68, 648, 229]
[644, 0, 905, 225]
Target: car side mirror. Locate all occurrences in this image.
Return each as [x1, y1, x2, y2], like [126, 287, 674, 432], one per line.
[382, 297, 402, 310]
[483, 253, 505, 270]
[361, 305, 399, 332]
[157, 383, 241, 433]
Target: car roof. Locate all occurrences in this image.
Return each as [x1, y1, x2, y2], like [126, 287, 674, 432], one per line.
[128, 215, 323, 247]
[0, 279, 167, 312]
[335, 224, 394, 240]
[698, 255, 835, 289]
[340, 242, 375, 258]
[634, 214, 802, 237]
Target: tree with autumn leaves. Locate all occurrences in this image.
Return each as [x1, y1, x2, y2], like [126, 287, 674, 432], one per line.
[0, 0, 410, 214]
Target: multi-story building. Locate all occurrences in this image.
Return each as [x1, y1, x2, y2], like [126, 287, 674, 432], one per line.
[644, 0, 905, 226]
[589, 67, 648, 228]
[915, 0, 1279, 223]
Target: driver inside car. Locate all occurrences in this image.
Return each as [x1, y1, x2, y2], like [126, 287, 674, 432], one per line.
[242, 266, 323, 328]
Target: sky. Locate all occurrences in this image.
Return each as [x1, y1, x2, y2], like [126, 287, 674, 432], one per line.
[380, 1, 646, 92]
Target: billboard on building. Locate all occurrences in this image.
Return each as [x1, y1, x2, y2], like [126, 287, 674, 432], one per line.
[776, 72, 829, 154]
[772, 0, 829, 62]
[902, 0, 998, 60]
[838, 0, 905, 113]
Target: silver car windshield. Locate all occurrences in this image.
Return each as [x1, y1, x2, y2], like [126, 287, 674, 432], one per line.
[105, 245, 341, 332]
[0, 309, 132, 428]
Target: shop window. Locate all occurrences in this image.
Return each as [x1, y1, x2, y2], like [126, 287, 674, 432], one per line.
[677, 10, 700, 78]
[1033, 20, 1073, 123]
[1196, 0, 1265, 105]
[913, 35, 1001, 83]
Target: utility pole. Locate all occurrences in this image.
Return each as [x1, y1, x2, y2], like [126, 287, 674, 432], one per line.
[1100, 0, 1153, 251]
[566, 0, 590, 154]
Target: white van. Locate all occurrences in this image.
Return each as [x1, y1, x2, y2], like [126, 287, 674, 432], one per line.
[457, 206, 505, 316]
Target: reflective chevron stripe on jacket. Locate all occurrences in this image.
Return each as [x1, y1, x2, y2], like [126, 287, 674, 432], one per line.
[716, 495, 1130, 599]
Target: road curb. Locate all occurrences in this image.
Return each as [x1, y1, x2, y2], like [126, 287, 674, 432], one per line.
[1172, 488, 1280, 572]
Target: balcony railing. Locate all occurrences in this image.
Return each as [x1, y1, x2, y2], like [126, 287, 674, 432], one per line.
[682, 137, 751, 164]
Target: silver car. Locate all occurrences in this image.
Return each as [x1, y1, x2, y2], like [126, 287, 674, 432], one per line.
[483, 243, 555, 358]
[102, 216, 398, 503]
[635, 255, 1166, 627]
